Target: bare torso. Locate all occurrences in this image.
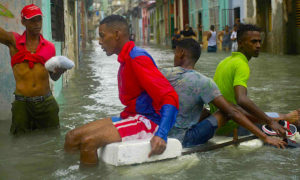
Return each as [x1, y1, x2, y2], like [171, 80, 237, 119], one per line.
[9, 37, 51, 97]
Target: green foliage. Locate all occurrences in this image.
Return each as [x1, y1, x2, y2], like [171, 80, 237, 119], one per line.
[0, 4, 14, 18]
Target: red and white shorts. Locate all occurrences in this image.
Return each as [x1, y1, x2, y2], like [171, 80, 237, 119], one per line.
[112, 114, 158, 142]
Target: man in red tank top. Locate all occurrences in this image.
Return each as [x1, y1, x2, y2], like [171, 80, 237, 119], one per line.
[0, 4, 66, 135]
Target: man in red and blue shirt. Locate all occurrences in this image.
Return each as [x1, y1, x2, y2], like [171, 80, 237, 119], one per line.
[64, 15, 179, 165]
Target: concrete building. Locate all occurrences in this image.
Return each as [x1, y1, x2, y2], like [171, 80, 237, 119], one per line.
[244, 0, 300, 54]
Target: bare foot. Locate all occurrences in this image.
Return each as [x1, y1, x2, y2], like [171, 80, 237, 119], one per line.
[284, 109, 300, 126]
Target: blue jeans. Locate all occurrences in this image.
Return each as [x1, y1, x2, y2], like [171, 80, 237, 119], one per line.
[207, 45, 217, 52]
[182, 115, 218, 148]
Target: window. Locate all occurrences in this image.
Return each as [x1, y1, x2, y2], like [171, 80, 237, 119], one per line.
[51, 0, 64, 41]
[209, 0, 219, 30]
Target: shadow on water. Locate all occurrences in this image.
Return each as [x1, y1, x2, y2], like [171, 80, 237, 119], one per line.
[0, 41, 300, 179]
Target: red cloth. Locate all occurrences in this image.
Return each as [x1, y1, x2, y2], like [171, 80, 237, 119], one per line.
[11, 50, 45, 69]
[11, 31, 55, 68]
[117, 41, 179, 118]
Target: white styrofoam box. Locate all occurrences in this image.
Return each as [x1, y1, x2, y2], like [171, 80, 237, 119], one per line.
[98, 138, 182, 166]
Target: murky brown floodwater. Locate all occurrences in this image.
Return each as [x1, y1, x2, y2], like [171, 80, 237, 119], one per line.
[0, 41, 300, 179]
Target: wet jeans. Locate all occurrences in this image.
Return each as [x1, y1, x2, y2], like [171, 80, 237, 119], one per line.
[182, 115, 218, 148]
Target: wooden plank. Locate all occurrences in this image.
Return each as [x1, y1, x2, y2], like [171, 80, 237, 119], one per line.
[182, 135, 258, 155]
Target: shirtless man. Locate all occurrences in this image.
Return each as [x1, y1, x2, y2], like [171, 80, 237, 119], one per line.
[0, 4, 65, 134]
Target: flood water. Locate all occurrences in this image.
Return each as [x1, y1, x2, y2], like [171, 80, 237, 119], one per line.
[1, 41, 300, 179]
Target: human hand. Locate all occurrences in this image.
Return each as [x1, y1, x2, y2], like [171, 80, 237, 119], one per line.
[148, 136, 166, 157]
[54, 67, 67, 74]
[268, 120, 289, 138]
[263, 136, 287, 149]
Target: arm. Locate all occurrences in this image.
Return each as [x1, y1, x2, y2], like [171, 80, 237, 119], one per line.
[234, 85, 287, 138]
[212, 96, 286, 148]
[0, 27, 16, 51]
[207, 31, 211, 41]
[217, 31, 223, 42]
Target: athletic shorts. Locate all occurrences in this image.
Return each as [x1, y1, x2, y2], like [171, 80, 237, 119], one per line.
[112, 114, 159, 142]
[10, 94, 59, 135]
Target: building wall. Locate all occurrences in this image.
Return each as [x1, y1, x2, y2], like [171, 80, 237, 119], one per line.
[202, 0, 210, 31]
[232, 0, 246, 23]
[218, 0, 229, 30]
[188, 0, 197, 29]
[63, 0, 78, 80]
[247, 0, 299, 54]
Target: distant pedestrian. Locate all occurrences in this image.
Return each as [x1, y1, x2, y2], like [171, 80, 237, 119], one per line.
[207, 25, 217, 52]
[231, 24, 238, 52]
[171, 28, 181, 49]
[218, 25, 231, 52]
[181, 24, 196, 39]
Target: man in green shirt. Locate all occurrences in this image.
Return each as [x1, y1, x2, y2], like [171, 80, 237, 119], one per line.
[212, 24, 299, 138]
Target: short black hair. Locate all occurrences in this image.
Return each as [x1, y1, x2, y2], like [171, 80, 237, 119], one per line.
[100, 15, 129, 35]
[176, 38, 201, 62]
[237, 23, 261, 41]
[210, 25, 215, 31]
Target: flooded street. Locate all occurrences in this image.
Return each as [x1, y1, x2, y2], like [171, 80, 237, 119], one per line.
[1, 41, 300, 179]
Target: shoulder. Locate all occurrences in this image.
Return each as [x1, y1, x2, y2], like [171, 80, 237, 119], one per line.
[129, 46, 156, 66]
[43, 39, 56, 56]
[160, 67, 173, 74]
[129, 46, 151, 59]
[12, 32, 21, 39]
[183, 70, 206, 82]
[185, 71, 217, 90]
[44, 39, 55, 49]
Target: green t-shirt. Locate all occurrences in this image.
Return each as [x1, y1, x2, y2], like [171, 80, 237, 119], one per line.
[210, 52, 250, 134]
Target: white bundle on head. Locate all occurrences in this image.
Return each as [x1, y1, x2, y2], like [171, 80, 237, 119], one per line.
[45, 56, 75, 72]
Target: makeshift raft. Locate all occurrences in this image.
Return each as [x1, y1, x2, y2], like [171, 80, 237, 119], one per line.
[98, 135, 264, 166]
